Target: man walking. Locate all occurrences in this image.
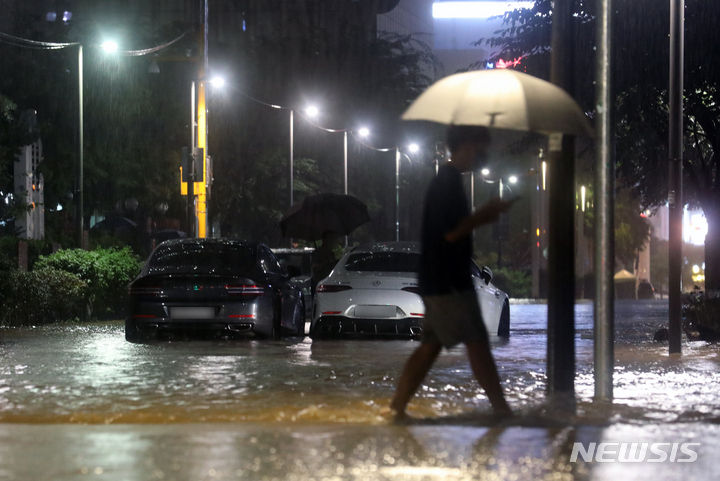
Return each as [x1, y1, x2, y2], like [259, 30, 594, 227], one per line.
[390, 125, 513, 418]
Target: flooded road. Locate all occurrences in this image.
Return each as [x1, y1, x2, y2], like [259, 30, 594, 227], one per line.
[1, 300, 718, 425]
[1, 300, 719, 480]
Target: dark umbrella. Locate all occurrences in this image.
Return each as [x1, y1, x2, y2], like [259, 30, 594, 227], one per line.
[280, 193, 370, 241]
[90, 216, 138, 233]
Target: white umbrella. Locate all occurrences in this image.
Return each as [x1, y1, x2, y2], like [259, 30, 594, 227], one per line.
[401, 70, 593, 137]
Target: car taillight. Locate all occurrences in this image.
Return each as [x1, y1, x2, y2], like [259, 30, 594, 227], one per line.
[225, 285, 265, 296]
[129, 286, 162, 296]
[316, 285, 352, 293]
[401, 286, 421, 295]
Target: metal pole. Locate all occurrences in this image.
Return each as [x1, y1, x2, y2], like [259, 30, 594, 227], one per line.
[532, 150, 542, 298]
[470, 171, 475, 211]
[594, 0, 614, 400]
[289, 109, 294, 208]
[547, 0, 577, 403]
[187, 81, 196, 238]
[344, 131, 349, 247]
[395, 148, 400, 242]
[344, 131, 348, 196]
[77, 44, 84, 249]
[668, 0, 684, 354]
[497, 178, 503, 268]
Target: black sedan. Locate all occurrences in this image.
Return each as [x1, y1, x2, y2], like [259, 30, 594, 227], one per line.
[126, 239, 305, 341]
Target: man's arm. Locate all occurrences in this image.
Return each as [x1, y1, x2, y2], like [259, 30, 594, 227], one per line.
[444, 197, 516, 243]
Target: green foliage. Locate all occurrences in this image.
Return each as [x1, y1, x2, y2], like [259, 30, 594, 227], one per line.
[683, 295, 720, 339]
[490, 267, 532, 299]
[1, 268, 86, 326]
[482, 0, 720, 292]
[35, 247, 142, 318]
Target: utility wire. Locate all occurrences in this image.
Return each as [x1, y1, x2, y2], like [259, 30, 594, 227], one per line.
[0, 30, 188, 56]
[119, 31, 188, 56]
[0, 31, 78, 49]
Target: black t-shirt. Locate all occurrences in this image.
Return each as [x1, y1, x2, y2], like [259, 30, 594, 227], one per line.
[418, 164, 474, 296]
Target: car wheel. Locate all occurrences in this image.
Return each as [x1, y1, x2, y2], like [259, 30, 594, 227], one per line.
[309, 319, 322, 340]
[271, 303, 282, 340]
[497, 302, 510, 338]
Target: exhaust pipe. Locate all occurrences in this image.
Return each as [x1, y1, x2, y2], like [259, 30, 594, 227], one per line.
[409, 326, 423, 336]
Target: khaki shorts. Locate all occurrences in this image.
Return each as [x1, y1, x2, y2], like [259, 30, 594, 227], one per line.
[421, 290, 488, 348]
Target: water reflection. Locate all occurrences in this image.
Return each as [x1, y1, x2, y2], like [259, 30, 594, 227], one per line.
[0, 301, 718, 425]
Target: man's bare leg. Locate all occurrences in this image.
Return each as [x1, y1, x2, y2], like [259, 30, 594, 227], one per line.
[466, 340, 511, 415]
[390, 342, 443, 416]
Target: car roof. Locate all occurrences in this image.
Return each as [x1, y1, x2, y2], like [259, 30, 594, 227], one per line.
[271, 247, 315, 254]
[154, 238, 265, 249]
[350, 241, 420, 254]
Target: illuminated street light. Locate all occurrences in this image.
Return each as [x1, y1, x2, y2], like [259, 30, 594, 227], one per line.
[408, 143, 419, 153]
[102, 40, 118, 53]
[358, 127, 370, 137]
[509, 175, 518, 184]
[481, 168, 490, 176]
[306, 105, 319, 117]
[210, 76, 225, 88]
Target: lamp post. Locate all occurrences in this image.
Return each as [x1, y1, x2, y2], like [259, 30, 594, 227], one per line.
[668, 0, 685, 354]
[480, 172, 517, 267]
[76, 44, 84, 249]
[289, 105, 319, 210]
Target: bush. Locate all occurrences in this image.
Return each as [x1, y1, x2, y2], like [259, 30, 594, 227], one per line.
[490, 267, 532, 299]
[35, 247, 143, 318]
[683, 294, 720, 340]
[1, 268, 86, 326]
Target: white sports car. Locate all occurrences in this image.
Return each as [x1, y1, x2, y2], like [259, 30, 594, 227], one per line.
[310, 242, 510, 339]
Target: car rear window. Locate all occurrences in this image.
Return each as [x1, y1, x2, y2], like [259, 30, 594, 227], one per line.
[344, 252, 420, 273]
[147, 243, 256, 276]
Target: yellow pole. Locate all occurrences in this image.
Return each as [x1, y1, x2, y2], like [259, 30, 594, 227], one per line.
[196, 80, 207, 238]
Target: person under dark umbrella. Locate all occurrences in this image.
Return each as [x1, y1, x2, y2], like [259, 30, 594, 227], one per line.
[389, 125, 515, 419]
[311, 230, 341, 296]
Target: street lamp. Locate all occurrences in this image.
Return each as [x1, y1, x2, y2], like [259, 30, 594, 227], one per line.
[210, 76, 225, 88]
[408, 143, 419, 153]
[358, 127, 370, 137]
[306, 105, 319, 117]
[481, 168, 490, 176]
[101, 40, 118, 53]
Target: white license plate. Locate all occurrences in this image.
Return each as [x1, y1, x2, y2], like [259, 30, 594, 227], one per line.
[354, 305, 396, 318]
[171, 307, 215, 319]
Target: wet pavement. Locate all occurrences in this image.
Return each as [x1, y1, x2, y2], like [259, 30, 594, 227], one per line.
[1, 300, 719, 480]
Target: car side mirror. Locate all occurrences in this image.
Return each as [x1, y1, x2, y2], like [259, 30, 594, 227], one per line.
[286, 265, 302, 279]
[481, 266, 493, 285]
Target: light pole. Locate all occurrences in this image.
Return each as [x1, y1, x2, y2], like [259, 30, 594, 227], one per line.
[481, 172, 518, 267]
[668, 0, 685, 354]
[289, 109, 294, 209]
[77, 44, 84, 249]
[289, 105, 319, 210]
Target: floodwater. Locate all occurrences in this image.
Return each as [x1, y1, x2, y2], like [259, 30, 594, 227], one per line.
[1, 300, 720, 480]
[0, 300, 718, 425]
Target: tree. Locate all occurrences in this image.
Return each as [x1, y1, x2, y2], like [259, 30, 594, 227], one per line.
[0, 93, 37, 236]
[480, 0, 720, 294]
